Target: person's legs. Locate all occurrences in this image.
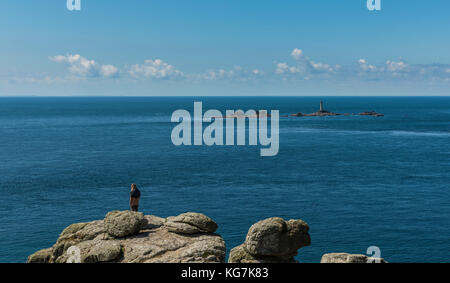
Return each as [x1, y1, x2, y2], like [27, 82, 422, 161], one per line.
[131, 205, 139, 212]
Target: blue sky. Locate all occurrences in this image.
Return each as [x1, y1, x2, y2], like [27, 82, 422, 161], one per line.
[1, 0, 449, 96]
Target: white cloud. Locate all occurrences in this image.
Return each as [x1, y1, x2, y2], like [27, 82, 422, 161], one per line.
[276, 48, 338, 78]
[203, 69, 234, 80]
[358, 58, 407, 74]
[100, 65, 119, 77]
[356, 58, 450, 81]
[49, 54, 119, 78]
[200, 66, 263, 81]
[358, 58, 378, 72]
[310, 61, 335, 73]
[275, 63, 289, 74]
[129, 59, 183, 79]
[277, 49, 450, 82]
[252, 69, 260, 75]
[291, 48, 303, 60]
[385, 60, 408, 72]
[13, 50, 450, 86]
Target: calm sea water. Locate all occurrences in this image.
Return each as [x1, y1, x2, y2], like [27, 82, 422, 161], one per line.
[0, 97, 449, 263]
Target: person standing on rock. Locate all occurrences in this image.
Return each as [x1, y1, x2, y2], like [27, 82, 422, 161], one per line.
[129, 184, 141, 212]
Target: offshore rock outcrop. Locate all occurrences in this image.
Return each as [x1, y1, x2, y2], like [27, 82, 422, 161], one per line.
[228, 217, 311, 263]
[291, 100, 341, 117]
[27, 211, 226, 263]
[359, 111, 384, 117]
[290, 101, 383, 117]
[291, 111, 341, 117]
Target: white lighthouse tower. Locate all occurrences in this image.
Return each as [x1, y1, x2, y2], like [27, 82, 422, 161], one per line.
[319, 100, 324, 112]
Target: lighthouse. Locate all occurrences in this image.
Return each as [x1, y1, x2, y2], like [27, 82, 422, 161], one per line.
[320, 100, 324, 112]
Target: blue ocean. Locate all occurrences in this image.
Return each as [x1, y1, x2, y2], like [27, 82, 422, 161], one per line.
[0, 96, 449, 263]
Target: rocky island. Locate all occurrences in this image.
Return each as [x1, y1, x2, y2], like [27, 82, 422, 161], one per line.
[292, 101, 341, 117]
[27, 211, 385, 263]
[359, 111, 384, 117]
[291, 101, 384, 117]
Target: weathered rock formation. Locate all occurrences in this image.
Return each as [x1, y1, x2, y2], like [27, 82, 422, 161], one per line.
[165, 212, 218, 234]
[321, 253, 386, 263]
[27, 211, 226, 263]
[104, 210, 147, 238]
[26, 247, 53, 263]
[228, 217, 311, 263]
[28, 211, 388, 263]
